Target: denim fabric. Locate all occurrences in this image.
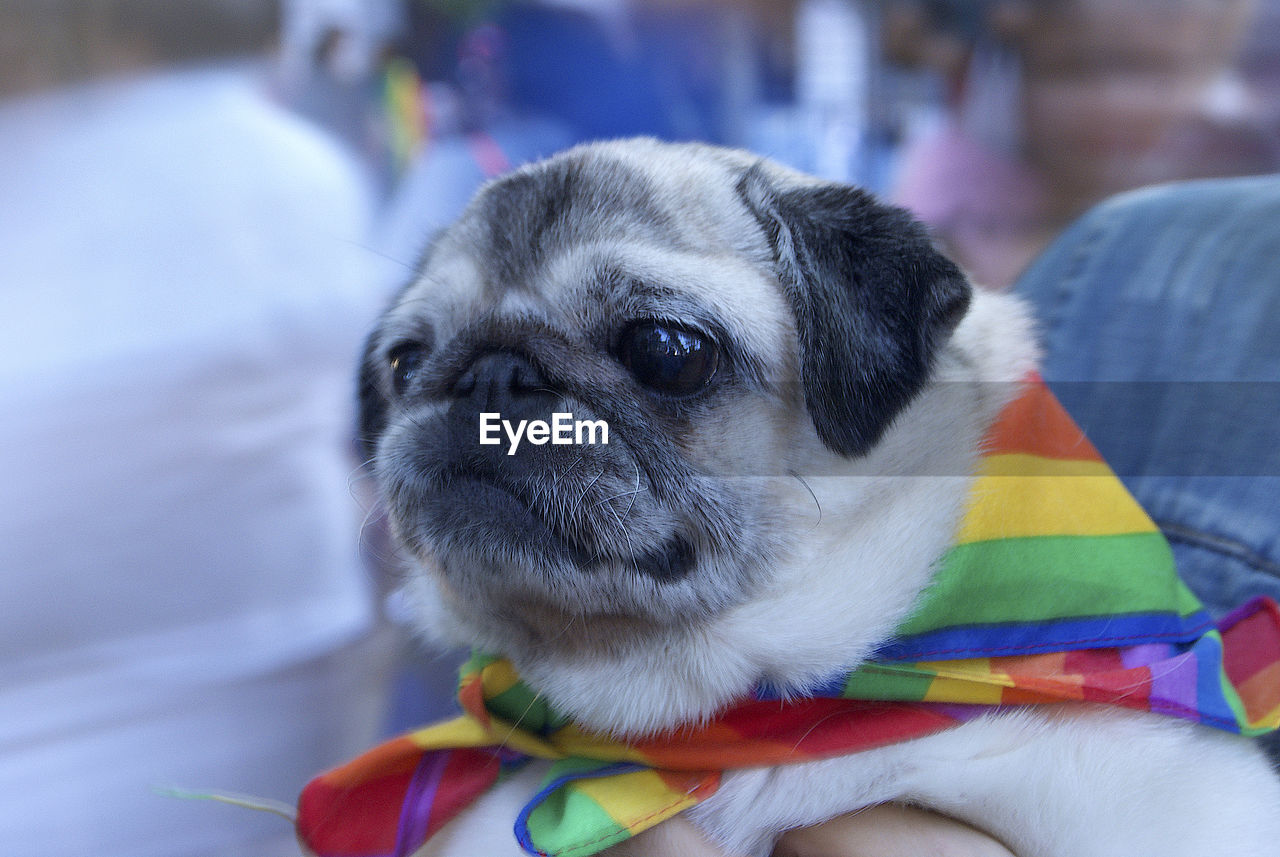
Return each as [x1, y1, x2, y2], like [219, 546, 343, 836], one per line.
[1014, 176, 1280, 757]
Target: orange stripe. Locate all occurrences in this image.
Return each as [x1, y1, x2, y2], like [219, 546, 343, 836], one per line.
[999, 651, 1068, 677]
[1239, 660, 1280, 724]
[655, 769, 719, 799]
[319, 735, 424, 785]
[1004, 671, 1087, 703]
[1001, 685, 1084, 705]
[630, 733, 804, 768]
[982, 380, 1103, 462]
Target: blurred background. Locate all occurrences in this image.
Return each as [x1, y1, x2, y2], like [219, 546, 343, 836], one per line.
[275, 0, 1272, 286]
[1, 1, 1278, 855]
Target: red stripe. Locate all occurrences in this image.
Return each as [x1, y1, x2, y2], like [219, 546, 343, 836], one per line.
[299, 768, 412, 857]
[629, 699, 960, 768]
[296, 747, 505, 857]
[310, 736, 429, 787]
[1063, 648, 1125, 676]
[1078, 666, 1154, 707]
[458, 673, 490, 723]
[1222, 599, 1280, 686]
[425, 748, 506, 840]
[982, 379, 1103, 462]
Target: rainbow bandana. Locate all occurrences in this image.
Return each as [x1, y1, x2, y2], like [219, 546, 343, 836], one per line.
[298, 377, 1280, 857]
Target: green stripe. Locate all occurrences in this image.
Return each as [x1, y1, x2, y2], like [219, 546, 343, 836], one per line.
[460, 650, 501, 677]
[461, 651, 571, 731]
[899, 532, 1201, 636]
[842, 662, 938, 702]
[486, 684, 571, 733]
[526, 762, 629, 856]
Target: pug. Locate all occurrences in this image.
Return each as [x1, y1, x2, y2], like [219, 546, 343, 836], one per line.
[354, 138, 1280, 857]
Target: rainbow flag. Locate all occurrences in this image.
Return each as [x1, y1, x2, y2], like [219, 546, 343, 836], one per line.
[297, 377, 1280, 857]
[383, 58, 426, 175]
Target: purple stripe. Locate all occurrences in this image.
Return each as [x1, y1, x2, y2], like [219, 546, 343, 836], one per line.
[1119, 643, 1169, 669]
[393, 750, 452, 857]
[1219, 597, 1265, 630]
[1148, 651, 1198, 718]
[921, 702, 990, 722]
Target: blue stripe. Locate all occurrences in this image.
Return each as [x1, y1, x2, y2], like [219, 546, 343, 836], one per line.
[513, 761, 647, 856]
[872, 610, 1216, 662]
[755, 673, 849, 701]
[1190, 632, 1241, 732]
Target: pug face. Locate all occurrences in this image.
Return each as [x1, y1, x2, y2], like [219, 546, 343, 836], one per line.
[359, 139, 986, 698]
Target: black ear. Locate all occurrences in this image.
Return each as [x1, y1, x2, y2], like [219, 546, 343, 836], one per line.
[737, 165, 971, 457]
[356, 329, 388, 466]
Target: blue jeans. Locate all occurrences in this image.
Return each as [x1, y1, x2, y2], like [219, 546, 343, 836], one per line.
[1014, 175, 1280, 758]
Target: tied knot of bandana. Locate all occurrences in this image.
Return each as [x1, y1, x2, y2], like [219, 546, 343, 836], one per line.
[298, 377, 1280, 857]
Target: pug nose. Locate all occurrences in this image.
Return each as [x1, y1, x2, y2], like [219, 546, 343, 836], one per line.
[453, 351, 548, 413]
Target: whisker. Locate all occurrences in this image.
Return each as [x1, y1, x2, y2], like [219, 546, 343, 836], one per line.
[622, 461, 641, 523]
[570, 468, 606, 518]
[791, 472, 822, 529]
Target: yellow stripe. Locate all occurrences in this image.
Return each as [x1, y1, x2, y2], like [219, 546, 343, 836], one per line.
[481, 659, 522, 697]
[408, 714, 566, 759]
[552, 724, 650, 764]
[408, 715, 499, 748]
[978, 453, 1113, 478]
[407, 714, 653, 766]
[958, 469, 1158, 544]
[574, 769, 698, 833]
[920, 659, 1011, 704]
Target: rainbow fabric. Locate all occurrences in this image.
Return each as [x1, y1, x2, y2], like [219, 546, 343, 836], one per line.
[298, 377, 1280, 857]
[383, 58, 426, 175]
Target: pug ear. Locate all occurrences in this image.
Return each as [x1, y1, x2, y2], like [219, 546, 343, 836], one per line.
[736, 165, 971, 457]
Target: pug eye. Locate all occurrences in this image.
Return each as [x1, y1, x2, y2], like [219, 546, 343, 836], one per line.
[387, 342, 427, 396]
[618, 321, 719, 396]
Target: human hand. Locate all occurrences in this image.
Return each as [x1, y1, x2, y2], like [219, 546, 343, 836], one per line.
[772, 803, 1016, 857]
[603, 815, 735, 856]
[607, 803, 1014, 857]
